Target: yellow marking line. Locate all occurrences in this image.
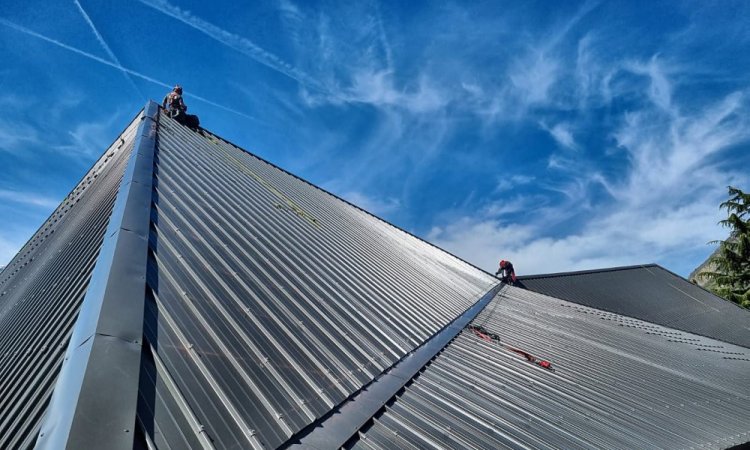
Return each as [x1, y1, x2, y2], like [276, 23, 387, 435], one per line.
[207, 133, 321, 229]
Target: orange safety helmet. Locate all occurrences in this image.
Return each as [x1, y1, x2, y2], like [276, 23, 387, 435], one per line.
[499, 259, 506, 268]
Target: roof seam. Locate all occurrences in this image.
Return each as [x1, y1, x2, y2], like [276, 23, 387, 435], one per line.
[284, 283, 503, 449]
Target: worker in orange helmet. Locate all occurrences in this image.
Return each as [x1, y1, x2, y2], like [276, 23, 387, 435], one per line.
[495, 259, 516, 285]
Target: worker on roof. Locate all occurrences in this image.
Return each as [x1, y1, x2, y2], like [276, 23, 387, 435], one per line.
[162, 85, 200, 129]
[163, 85, 186, 115]
[495, 259, 516, 285]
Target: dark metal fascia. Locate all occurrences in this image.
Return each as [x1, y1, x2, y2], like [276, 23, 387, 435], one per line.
[285, 283, 504, 449]
[35, 101, 159, 450]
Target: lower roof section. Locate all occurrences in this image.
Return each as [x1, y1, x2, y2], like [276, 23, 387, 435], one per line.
[517, 264, 750, 349]
[348, 286, 750, 449]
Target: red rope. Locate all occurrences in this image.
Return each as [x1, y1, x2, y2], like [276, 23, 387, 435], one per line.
[468, 325, 555, 372]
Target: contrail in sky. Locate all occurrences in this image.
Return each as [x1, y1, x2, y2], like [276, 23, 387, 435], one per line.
[136, 0, 329, 94]
[0, 18, 257, 121]
[73, 0, 145, 99]
[373, 3, 393, 71]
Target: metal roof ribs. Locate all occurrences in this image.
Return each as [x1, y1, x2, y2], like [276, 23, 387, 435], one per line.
[198, 128, 493, 279]
[517, 263, 750, 349]
[283, 283, 504, 449]
[36, 101, 159, 450]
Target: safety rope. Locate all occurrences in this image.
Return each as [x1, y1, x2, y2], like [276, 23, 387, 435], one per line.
[467, 324, 555, 372]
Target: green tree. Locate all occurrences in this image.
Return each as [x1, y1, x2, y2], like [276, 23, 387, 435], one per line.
[699, 186, 750, 307]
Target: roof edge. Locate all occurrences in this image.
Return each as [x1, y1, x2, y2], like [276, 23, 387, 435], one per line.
[518, 263, 659, 281]
[519, 262, 739, 308]
[650, 263, 747, 309]
[0, 107, 145, 280]
[518, 263, 750, 349]
[36, 101, 159, 450]
[284, 283, 504, 449]
[199, 127, 495, 280]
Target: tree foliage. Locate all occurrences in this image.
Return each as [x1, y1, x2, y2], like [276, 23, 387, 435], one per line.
[699, 186, 750, 307]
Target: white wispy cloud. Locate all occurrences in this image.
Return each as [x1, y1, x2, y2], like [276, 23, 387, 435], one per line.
[481, 194, 541, 217]
[495, 175, 536, 193]
[0, 189, 60, 208]
[263, 1, 465, 188]
[276, 0, 304, 48]
[139, 0, 421, 117]
[623, 56, 674, 113]
[480, 1, 600, 118]
[373, 2, 393, 71]
[340, 191, 401, 217]
[0, 119, 40, 155]
[338, 69, 450, 113]
[429, 71, 750, 276]
[271, 2, 451, 114]
[541, 122, 577, 150]
[54, 112, 124, 159]
[271, 2, 747, 278]
[400, 4, 750, 276]
[509, 52, 561, 107]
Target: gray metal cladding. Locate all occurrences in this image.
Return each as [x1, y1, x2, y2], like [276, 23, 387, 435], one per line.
[137, 112, 497, 449]
[350, 286, 750, 450]
[293, 284, 503, 449]
[0, 114, 140, 449]
[517, 264, 750, 349]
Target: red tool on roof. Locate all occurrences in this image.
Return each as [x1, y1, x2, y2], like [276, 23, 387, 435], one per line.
[468, 324, 555, 372]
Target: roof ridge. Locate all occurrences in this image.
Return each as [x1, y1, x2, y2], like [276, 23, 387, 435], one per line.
[37, 101, 159, 449]
[518, 263, 659, 280]
[197, 126, 495, 279]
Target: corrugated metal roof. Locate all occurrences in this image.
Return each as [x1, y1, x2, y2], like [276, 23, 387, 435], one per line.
[0, 113, 140, 449]
[517, 264, 750, 349]
[5, 102, 749, 449]
[135, 111, 497, 449]
[349, 286, 750, 449]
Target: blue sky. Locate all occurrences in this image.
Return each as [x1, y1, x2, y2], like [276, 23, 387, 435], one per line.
[1, 0, 749, 276]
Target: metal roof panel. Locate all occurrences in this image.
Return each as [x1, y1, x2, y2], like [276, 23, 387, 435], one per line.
[517, 264, 750, 348]
[349, 287, 750, 449]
